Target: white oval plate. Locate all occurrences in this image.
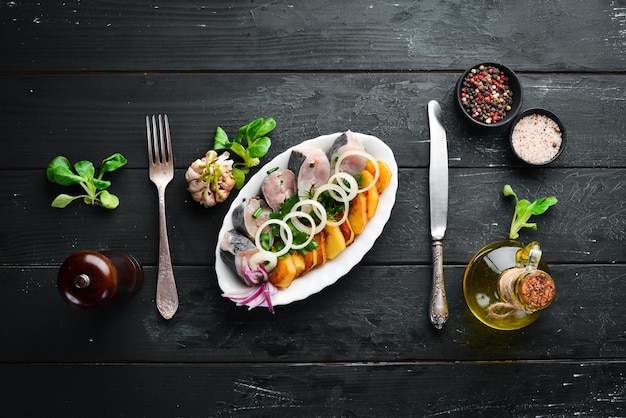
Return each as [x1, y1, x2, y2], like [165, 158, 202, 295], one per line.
[215, 132, 398, 308]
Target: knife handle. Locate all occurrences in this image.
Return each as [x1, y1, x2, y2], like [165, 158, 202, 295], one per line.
[429, 240, 448, 329]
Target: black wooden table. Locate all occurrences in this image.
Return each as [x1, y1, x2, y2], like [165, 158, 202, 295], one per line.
[1, 1, 625, 416]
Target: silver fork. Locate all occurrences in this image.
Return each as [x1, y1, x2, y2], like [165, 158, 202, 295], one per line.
[146, 114, 179, 319]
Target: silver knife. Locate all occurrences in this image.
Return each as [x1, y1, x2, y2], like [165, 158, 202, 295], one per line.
[427, 100, 449, 329]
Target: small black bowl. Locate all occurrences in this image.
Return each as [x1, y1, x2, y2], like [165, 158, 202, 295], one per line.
[455, 62, 523, 129]
[508, 108, 566, 165]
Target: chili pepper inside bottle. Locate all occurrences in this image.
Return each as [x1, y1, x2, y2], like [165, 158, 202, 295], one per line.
[57, 250, 143, 310]
[463, 241, 556, 330]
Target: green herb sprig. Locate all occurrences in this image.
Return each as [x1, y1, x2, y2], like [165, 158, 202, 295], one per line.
[503, 184, 558, 239]
[46, 153, 127, 209]
[260, 195, 318, 254]
[213, 117, 275, 189]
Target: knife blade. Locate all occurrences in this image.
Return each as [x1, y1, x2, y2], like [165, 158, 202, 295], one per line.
[427, 100, 449, 329]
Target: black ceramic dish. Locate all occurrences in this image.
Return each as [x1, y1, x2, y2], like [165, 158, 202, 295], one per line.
[455, 62, 523, 129]
[508, 108, 566, 165]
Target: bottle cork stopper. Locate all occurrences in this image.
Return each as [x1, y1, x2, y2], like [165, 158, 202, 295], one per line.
[519, 271, 556, 309]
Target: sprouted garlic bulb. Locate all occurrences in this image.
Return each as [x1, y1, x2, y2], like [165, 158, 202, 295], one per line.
[185, 150, 236, 207]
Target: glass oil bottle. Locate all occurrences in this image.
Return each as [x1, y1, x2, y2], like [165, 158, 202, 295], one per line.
[463, 241, 556, 330]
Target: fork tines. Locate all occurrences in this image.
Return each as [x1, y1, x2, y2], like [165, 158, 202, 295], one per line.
[146, 114, 172, 165]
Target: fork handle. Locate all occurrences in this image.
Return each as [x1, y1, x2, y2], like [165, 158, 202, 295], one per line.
[156, 185, 178, 319]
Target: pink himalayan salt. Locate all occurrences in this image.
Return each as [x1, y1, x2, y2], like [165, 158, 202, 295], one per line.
[511, 114, 562, 164]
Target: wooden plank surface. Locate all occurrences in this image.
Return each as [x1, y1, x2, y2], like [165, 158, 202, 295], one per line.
[2, 167, 625, 266]
[1, 361, 625, 417]
[1, 265, 624, 363]
[1, 73, 625, 170]
[1, 0, 625, 72]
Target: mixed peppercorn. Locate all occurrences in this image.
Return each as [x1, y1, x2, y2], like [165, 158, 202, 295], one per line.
[459, 64, 514, 124]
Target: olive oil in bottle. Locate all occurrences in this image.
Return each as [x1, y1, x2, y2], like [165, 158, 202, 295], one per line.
[463, 241, 555, 330]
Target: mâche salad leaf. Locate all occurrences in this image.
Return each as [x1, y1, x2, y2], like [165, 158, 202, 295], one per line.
[213, 117, 276, 189]
[503, 184, 557, 239]
[46, 153, 127, 209]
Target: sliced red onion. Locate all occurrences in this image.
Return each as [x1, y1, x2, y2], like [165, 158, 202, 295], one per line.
[237, 285, 265, 306]
[223, 257, 277, 313]
[241, 256, 268, 285]
[263, 283, 275, 313]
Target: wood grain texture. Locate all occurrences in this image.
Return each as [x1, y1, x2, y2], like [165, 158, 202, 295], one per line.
[1, 361, 624, 417]
[2, 167, 624, 265]
[1, 265, 624, 363]
[1, 73, 624, 170]
[1, 0, 625, 72]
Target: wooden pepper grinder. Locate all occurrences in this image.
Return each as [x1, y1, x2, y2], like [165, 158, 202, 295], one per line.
[58, 250, 143, 310]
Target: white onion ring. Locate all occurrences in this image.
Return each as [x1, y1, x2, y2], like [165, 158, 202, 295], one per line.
[328, 172, 359, 201]
[282, 211, 316, 250]
[290, 199, 327, 235]
[335, 150, 379, 192]
[248, 250, 278, 272]
[255, 218, 293, 257]
[313, 183, 349, 226]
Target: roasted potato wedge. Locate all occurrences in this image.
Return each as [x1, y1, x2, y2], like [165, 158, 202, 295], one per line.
[360, 169, 379, 218]
[339, 218, 355, 245]
[315, 232, 327, 266]
[324, 225, 347, 259]
[366, 185, 379, 218]
[292, 252, 306, 277]
[365, 160, 392, 194]
[302, 239, 318, 272]
[269, 255, 298, 288]
[347, 192, 368, 235]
